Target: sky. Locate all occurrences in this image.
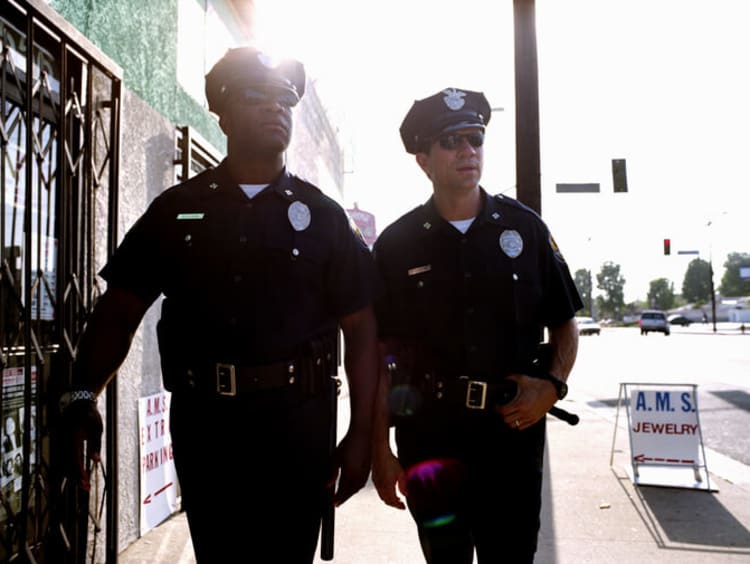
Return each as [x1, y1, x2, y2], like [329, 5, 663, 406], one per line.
[252, 0, 750, 303]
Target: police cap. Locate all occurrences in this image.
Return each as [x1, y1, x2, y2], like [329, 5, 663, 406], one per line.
[399, 88, 491, 154]
[205, 46, 306, 115]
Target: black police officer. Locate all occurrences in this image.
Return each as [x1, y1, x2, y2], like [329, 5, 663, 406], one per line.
[59, 47, 379, 563]
[371, 88, 582, 563]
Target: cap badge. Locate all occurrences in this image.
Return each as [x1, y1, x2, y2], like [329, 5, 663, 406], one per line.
[442, 88, 466, 111]
[288, 201, 311, 231]
[500, 229, 523, 258]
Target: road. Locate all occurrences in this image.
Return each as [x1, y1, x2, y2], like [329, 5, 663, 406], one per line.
[571, 325, 750, 466]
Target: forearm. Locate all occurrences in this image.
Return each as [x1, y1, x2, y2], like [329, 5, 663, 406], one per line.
[72, 288, 148, 394]
[547, 318, 579, 382]
[372, 342, 392, 452]
[340, 308, 379, 434]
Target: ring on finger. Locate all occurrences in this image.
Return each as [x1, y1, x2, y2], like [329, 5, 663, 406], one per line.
[514, 419, 520, 428]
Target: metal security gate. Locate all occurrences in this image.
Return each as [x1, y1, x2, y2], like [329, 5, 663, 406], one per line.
[1, 1, 121, 562]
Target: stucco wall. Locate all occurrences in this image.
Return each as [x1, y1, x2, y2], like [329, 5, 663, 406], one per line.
[101, 88, 175, 550]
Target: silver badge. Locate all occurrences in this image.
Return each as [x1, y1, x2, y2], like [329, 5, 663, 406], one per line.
[500, 230, 523, 258]
[288, 201, 311, 231]
[442, 88, 466, 111]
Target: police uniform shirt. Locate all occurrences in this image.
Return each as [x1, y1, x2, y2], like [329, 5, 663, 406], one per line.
[373, 188, 582, 379]
[100, 160, 377, 364]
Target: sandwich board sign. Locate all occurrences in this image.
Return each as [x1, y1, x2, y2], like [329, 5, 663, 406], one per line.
[611, 383, 715, 491]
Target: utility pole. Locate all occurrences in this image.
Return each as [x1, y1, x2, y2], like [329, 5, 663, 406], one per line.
[514, 0, 541, 214]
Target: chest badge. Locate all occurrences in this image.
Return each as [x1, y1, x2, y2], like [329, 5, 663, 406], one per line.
[288, 201, 311, 231]
[500, 229, 523, 258]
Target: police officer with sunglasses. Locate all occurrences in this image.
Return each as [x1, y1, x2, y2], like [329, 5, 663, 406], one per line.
[371, 88, 582, 563]
[58, 46, 379, 563]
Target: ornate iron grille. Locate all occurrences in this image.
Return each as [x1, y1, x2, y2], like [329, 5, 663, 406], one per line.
[1, 1, 121, 562]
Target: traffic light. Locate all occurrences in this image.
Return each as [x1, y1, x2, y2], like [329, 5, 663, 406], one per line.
[612, 158, 628, 192]
[663, 238, 671, 255]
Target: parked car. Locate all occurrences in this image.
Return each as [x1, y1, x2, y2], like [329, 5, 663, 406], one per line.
[576, 316, 601, 336]
[639, 310, 670, 335]
[668, 314, 692, 326]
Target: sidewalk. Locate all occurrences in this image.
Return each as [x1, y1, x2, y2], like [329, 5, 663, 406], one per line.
[119, 394, 750, 563]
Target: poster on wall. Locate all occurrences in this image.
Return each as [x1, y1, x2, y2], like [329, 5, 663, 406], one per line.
[138, 390, 178, 535]
[1, 366, 37, 523]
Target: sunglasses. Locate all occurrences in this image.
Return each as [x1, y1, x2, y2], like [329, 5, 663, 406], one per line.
[436, 131, 485, 150]
[235, 86, 300, 108]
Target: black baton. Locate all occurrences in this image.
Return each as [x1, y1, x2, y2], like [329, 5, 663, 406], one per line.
[320, 376, 338, 560]
[549, 405, 579, 425]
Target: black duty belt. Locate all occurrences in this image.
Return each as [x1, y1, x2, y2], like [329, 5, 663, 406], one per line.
[434, 376, 518, 411]
[185, 358, 332, 397]
[215, 361, 299, 396]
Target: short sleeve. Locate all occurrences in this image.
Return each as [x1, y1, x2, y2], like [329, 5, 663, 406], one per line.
[99, 198, 167, 306]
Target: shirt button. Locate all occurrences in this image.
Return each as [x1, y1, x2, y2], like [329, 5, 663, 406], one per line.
[465, 307, 475, 315]
[229, 317, 237, 327]
[468, 345, 478, 353]
[233, 274, 242, 283]
[239, 235, 248, 244]
[464, 272, 472, 279]
[461, 237, 468, 244]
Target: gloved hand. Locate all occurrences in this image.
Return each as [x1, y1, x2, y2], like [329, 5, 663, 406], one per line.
[59, 398, 103, 491]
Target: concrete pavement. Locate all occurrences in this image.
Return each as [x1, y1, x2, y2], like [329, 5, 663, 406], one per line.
[119, 391, 750, 563]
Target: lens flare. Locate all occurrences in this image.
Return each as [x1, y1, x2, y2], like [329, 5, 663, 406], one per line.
[404, 458, 467, 529]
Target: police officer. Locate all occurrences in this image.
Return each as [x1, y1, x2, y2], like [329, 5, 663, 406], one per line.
[59, 47, 379, 563]
[371, 88, 582, 563]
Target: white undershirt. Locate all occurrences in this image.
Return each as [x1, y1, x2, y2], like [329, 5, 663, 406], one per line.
[449, 217, 476, 234]
[239, 184, 269, 200]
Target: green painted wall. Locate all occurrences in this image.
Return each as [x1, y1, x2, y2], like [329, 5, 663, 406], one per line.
[50, 0, 226, 152]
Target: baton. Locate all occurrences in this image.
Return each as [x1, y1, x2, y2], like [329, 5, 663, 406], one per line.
[320, 376, 338, 560]
[549, 405, 579, 425]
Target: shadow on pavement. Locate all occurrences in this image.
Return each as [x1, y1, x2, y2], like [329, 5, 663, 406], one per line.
[709, 390, 750, 414]
[613, 467, 750, 558]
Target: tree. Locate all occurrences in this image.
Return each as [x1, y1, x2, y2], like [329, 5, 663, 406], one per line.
[682, 258, 711, 303]
[595, 262, 625, 320]
[648, 278, 675, 310]
[719, 252, 750, 297]
[574, 268, 592, 317]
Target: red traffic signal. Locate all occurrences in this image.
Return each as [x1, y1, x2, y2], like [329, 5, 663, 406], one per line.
[663, 238, 671, 255]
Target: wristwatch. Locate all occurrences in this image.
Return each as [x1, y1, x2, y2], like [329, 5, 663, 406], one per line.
[539, 373, 568, 400]
[59, 390, 97, 414]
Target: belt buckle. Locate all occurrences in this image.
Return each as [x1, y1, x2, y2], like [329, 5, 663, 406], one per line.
[216, 363, 237, 396]
[465, 380, 487, 410]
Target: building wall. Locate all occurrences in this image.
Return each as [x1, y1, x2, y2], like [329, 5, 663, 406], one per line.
[50, 0, 226, 151]
[109, 89, 176, 549]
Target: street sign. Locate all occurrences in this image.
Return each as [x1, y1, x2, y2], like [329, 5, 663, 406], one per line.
[555, 183, 600, 193]
[139, 391, 178, 534]
[611, 383, 715, 491]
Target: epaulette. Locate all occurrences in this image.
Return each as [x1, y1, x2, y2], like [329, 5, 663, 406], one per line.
[493, 193, 542, 221]
[287, 173, 323, 195]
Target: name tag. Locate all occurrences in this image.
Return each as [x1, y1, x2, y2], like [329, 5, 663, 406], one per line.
[177, 213, 205, 220]
[408, 265, 432, 276]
